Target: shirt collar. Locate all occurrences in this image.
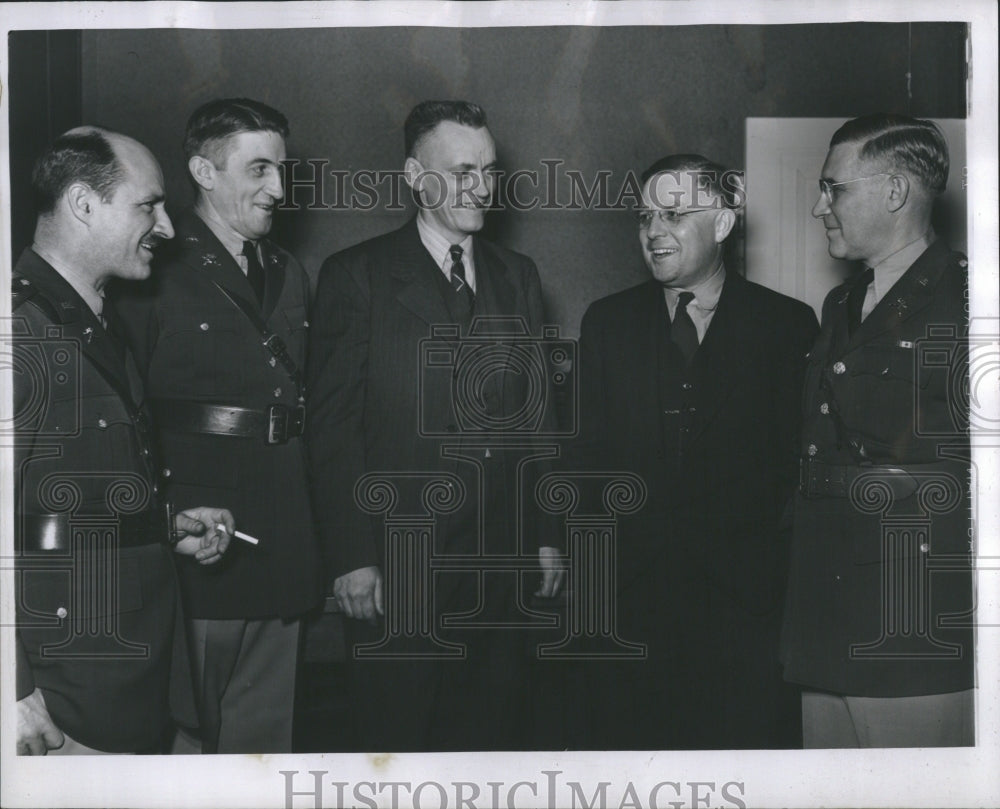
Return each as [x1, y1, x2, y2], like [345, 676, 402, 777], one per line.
[870, 230, 935, 300]
[662, 262, 726, 312]
[416, 215, 475, 278]
[31, 244, 104, 317]
[195, 201, 253, 261]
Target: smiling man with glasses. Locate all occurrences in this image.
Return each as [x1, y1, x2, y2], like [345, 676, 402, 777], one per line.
[570, 154, 818, 749]
[782, 114, 973, 748]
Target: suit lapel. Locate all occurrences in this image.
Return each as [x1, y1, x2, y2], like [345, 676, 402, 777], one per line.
[391, 220, 453, 327]
[843, 240, 953, 351]
[687, 272, 752, 446]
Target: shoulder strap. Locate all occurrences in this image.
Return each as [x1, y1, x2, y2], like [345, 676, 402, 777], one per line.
[210, 281, 304, 400]
[11, 277, 61, 322]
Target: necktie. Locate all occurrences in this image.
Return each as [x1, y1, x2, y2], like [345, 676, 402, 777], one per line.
[671, 291, 699, 364]
[847, 266, 874, 336]
[99, 299, 127, 363]
[242, 240, 266, 307]
[449, 244, 475, 308]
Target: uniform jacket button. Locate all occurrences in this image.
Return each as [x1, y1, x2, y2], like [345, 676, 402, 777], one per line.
[807, 443, 818, 456]
[162, 468, 172, 478]
[273, 387, 282, 397]
[200, 322, 210, 331]
[268, 357, 277, 367]
[833, 361, 846, 374]
[820, 403, 830, 415]
[56, 606, 68, 619]
[920, 542, 930, 553]
[97, 418, 108, 429]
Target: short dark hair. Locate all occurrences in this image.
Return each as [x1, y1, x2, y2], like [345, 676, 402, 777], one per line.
[183, 97, 290, 166]
[31, 129, 125, 215]
[640, 153, 744, 210]
[830, 114, 949, 195]
[404, 100, 488, 159]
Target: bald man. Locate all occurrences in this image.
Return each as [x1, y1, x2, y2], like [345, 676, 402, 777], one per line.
[11, 128, 232, 755]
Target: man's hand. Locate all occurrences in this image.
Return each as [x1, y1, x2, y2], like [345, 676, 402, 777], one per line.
[334, 566, 384, 620]
[535, 545, 566, 598]
[17, 688, 64, 755]
[173, 507, 235, 565]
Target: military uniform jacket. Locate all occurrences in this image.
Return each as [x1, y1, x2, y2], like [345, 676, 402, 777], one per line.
[11, 249, 187, 752]
[113, 211, 321, 620]
[781, 240, 973, 697]
[306, 219, 558, 584]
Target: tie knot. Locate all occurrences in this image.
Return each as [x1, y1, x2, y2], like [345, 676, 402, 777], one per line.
[242, 240, 257, 258]
[449, 244, 464, 263]
[677, 291, 695, 307]
[857, 266, 874, 287]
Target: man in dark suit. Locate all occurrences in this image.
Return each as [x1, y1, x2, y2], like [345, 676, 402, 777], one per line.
[114, 99, 321, 753]
[572, 154, 818, 749]
[11, 128, 232, 755]
[781, 114, 973, 747]
[307, 100, 563, 751]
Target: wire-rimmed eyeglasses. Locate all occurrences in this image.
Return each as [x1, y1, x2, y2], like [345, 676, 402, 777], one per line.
[817, 173, 890, 199]
[637, 208, 710, 228]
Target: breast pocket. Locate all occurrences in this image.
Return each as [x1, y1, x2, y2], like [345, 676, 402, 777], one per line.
[153, 308, 248, 391]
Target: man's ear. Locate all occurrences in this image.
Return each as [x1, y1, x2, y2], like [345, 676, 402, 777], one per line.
[403, 156, 424, 191]
[886, 173, 910, 213]
[713, 207, 736, 243]
[64, 182, 97, 225]
[188, 155, 216, 192]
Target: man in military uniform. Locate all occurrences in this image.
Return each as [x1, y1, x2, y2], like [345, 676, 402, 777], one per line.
[12, 127, 233, 755]
[114, 99, 321, 754]
[781, 114, 974, 747]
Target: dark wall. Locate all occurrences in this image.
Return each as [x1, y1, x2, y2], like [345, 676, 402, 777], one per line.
[7, 31, 83, 265]
[68, 24, 966, 333]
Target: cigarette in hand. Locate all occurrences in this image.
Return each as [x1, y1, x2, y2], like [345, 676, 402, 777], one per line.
[216, 524, 260, 546]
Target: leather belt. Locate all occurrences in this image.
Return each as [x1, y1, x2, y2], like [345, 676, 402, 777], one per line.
[798, 458, 922, 499]
[152, 400, 305, 445]
[21, 508, 172, 552]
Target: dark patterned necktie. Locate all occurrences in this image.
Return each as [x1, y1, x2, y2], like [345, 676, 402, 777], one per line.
[242, 240, 266, 307]
[847, 266, 874, 336]
[449, 244, 475, 307]
[671, 291, 699, 364]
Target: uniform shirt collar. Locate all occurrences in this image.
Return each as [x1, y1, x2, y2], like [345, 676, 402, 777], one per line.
[195, 200, 256, 262]
[870, 230, 935, 302]
[31, 244, 103, 317]
[416, 214, 476, 292]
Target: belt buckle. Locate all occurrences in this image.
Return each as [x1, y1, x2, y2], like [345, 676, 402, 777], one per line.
[267, 404, 289, 444]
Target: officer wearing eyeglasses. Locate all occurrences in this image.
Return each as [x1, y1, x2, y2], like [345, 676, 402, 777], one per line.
[571, 154, 818, 749]
[781, 114, 973, 747]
